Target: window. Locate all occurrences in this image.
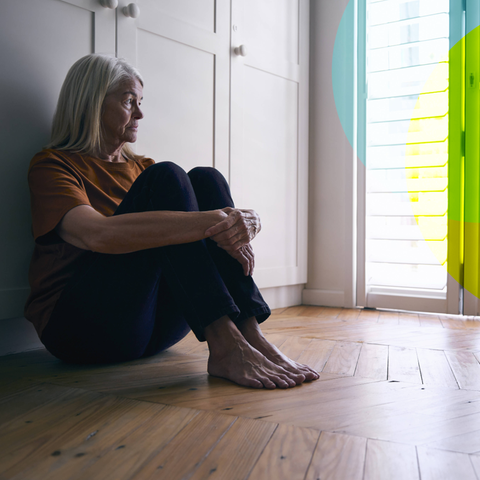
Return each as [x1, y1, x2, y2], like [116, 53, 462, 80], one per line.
[357, 0, 459, 313]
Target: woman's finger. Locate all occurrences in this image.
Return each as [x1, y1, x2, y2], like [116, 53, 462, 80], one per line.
[239, 250, 250, 275]
[246, 244, 255, 274]
[206, 210, 259, 241]
[243, 245, 254, 276]
[204, 211, 238, 236]
[215, 231, 250, 249]
[210, 223, 246, 243]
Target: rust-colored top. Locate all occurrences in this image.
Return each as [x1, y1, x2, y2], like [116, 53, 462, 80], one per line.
[25, 149, 155, 337]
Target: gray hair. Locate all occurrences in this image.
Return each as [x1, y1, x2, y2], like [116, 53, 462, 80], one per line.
[47, 54, 144, 159]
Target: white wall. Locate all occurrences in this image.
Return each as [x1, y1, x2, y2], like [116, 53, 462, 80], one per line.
[303, 0, 356, 308]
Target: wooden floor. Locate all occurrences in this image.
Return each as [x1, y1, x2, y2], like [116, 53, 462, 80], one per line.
[2, 306, 480, 479]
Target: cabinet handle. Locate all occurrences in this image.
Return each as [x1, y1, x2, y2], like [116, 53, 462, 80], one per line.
[123, 3, 140, 18]
[99, 0, 118, 8]
[234, 45, 247, 57]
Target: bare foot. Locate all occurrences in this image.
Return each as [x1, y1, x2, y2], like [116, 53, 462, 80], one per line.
[205, 316, 306, 389]
[239, 317, 320, 382]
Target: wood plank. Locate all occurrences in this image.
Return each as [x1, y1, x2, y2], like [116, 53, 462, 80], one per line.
[271, 307, 288, 315]
[295, 339, 336, 372]
[128, 410, 236, 480]
[378, 311, 399, 325]
[337, 309, 361, 321]
[74, 406, 199, 479]
[364, 439, 419, 480]
[440, 316, 480, 330]
[417, 348, 458, 389]
[0, 387, 112, 475]
[280, 306, 307, 317]
[323, 342, 362, 376]
[305, 431, 366, 480]
[188, 417, 277, 480]
[358, 309, 380, 322]
[425, 429, 480, 454]
[317, 307, 342, 318]
[49, 360, 208, 394]
[419, 314, 443, 328]
[471, 455, 480, 477]
[263, 333, 289, 349]
[398, 312, 420, 327]
[7, 401, 190, 480]
[388, 346, 422, 384]
[445, 351, 480, 390]
[417, 447, 478, 480]
[278, 336, 312, 361]
[296, 306, 326, 317]
[355, 344, 388, 380]
[0, 383, 66, 427]
[248, 424, 319, 480]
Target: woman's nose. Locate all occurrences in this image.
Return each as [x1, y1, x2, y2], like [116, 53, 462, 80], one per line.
[135, 104, 144, 119]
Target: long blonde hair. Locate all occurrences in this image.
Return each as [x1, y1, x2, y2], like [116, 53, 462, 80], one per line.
[47, 54, 144, 160]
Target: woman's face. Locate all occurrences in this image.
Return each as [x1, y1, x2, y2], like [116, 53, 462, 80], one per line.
[101, 77, 144, 150]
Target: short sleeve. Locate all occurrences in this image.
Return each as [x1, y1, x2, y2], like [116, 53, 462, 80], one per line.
[28, 157, 91, 245]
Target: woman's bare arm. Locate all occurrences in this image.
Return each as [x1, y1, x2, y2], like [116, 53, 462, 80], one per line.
[55, 205, 227, 254]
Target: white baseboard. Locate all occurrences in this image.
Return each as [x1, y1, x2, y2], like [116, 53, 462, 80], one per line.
[302, 288, 345, 307]
[0, 285, 305, 358]
[260, 285, 304, 310]
[0, 316, 43, 357]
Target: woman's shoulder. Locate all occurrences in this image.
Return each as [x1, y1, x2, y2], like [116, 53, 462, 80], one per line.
[29, 149, 79, 169]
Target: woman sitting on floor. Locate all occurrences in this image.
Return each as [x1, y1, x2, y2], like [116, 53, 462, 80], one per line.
[25, 54, 318, 389]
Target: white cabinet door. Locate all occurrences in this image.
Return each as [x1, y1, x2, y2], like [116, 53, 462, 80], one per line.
[116, 0, 231, 177]
[0, 0, 115, 319]
[230, 0, 310, 289]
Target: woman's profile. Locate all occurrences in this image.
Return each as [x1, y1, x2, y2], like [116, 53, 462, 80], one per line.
[25, 53, 318, 389]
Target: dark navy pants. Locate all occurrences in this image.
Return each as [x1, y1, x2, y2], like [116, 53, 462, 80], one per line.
[41, 162, 270, 364]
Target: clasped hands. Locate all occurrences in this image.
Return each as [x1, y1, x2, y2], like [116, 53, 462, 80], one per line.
[205, 207, 261, 276]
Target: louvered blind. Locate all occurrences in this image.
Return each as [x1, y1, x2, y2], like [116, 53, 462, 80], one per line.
[365, 0, 450, 298]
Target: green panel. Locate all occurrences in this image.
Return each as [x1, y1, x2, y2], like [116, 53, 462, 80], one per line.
[464, 21, 480, 297]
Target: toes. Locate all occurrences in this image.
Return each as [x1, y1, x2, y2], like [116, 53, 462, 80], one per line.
[298, 365, 320, 380]
[258, 376, 277, 389]
[274, 364, 306, 385]
[284, 363, 318, 382]
[287, 372, 306, 384]
[274, 377, 291, 389]
[245, 378, 264, 389]
[278, 374, 297, 387]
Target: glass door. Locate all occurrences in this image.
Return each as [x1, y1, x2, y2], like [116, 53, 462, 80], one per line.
[357, 0, 462, 313]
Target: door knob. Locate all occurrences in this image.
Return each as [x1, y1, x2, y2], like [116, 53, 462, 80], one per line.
[234, 45, 247, 56]
[123, 3, 140, 18]
[99, 0, 118, 8]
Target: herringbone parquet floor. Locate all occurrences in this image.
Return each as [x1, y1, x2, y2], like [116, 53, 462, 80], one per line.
[1, 306, 480, 479]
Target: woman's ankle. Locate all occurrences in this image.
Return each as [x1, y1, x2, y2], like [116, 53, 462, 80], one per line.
[204, 315, 245, 357]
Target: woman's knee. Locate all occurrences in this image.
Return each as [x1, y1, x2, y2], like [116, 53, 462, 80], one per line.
[145, 161, 189, 184]
[188, 167, 233, 210]
[188, 166, 227, 187]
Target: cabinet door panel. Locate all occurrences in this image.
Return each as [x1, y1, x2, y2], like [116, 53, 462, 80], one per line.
[241, 68, 299, 270]
[139, 0, 216, 33]
[0, 0, 115, 319]
[136, 31, 215, 172]
[117, 0, 230, 176]
[244, 0, 300, 64]
[230, 0, 309, 288]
